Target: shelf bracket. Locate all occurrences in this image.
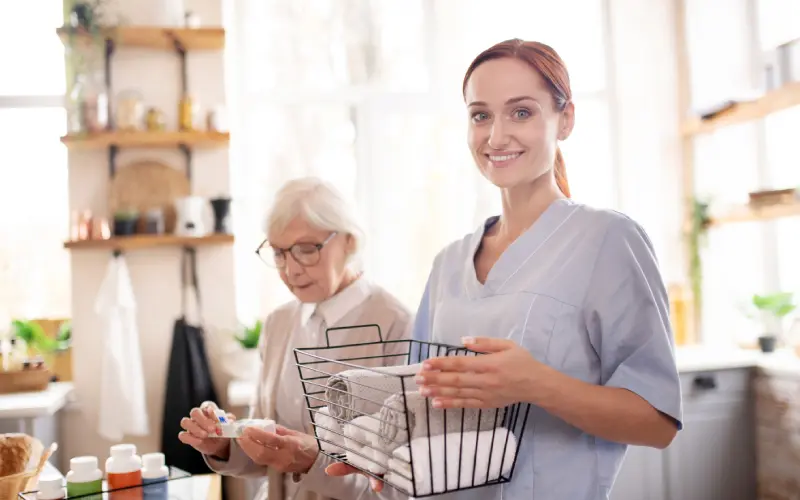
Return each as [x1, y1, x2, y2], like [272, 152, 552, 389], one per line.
[108, 145, 119, 178]
[179, 143, 192, 181]
[104, 37, 116, 130]
[167, 33, 189, 94]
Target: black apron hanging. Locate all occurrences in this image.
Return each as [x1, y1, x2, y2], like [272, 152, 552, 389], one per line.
[160, 247, 220, 474]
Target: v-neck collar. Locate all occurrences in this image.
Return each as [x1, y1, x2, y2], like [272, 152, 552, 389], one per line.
[465, 198, 578, 299]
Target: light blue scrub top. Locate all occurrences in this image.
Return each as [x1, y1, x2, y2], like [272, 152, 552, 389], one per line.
[411, 198, 683, 500]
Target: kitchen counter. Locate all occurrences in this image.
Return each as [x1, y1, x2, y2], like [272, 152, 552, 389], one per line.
[676, 345, 800, 377]
[226, 346, 800, 407]
[0, 382, 75, 420]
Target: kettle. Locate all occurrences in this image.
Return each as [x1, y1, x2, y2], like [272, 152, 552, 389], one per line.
[174, 196, 207, 237]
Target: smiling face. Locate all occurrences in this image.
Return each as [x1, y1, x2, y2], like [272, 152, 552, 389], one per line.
[268, 216, 354, 303]
[464, 57, 574, 190]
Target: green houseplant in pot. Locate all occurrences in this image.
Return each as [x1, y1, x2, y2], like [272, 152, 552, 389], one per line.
[751, 292, 796, 353]
[113, 209, 139, 236]
[222, 320, 263, 380]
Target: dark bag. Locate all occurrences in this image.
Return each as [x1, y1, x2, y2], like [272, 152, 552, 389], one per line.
[160, 248, 220, 474]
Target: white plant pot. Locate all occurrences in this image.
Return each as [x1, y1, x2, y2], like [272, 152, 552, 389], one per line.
[222, 347, 261, 381]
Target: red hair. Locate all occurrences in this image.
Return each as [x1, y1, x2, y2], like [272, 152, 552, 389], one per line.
[462, 39, 572, 198]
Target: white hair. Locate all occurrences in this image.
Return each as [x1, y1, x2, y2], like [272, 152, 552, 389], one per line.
[265, 177, 366, 267]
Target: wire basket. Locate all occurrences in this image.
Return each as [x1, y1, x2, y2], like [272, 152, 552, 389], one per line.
[293, 324, 531, 498]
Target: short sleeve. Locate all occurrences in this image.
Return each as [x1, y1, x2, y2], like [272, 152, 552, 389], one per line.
[583, 216, 683, 430]
[412, 278, 432, 343]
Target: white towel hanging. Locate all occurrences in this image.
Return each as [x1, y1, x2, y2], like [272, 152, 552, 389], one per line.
[95, 255, 149, 442]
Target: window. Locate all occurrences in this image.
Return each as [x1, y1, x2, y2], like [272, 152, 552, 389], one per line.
[0, 0, 71, 321]
[230, 0, 616, 318]
[685, 0, 800, 345]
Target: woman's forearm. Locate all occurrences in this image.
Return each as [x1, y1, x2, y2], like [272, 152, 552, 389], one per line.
[528, 365, 678, 449]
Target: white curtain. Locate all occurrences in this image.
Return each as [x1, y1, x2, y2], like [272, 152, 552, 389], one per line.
[228, 0, 616, 320]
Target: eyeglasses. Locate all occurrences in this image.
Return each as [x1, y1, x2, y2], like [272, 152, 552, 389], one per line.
[256, 232, 337, 268]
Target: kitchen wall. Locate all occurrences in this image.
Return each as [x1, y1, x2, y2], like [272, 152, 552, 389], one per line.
[60, 0, 239, 469]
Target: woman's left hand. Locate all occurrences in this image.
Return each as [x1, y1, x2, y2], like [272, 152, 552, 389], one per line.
[237, 424, 319, 474]
[415, 336, 548, 409]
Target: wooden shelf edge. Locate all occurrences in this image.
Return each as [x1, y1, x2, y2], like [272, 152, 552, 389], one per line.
[60, 131, 230, 149]
[64, 234, 234, 251]
[57, 25, 225, 51]
[683, 82, 800, 136]
[708, 201, 800, 226]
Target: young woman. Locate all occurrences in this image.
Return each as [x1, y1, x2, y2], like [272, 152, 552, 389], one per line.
[328, 39, 683, 500]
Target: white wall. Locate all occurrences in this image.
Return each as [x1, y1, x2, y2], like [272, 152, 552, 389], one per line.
[61, 0, 238, 470]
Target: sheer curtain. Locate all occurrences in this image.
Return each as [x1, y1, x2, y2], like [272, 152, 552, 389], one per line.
[228, 0, 616, 320]
[0, 0, 71, 323]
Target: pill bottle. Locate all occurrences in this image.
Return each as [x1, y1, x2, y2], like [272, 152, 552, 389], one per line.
[106, 444, 143, 500]
[141, 452, 169, 500]
[37, 475, 67, 500]
[66, 456, 103, 498]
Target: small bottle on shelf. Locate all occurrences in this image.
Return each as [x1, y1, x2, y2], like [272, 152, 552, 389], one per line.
[106, 444, 143, 500]
[37, 476, 67, 500]
[141, 452, 169, 500]
[65, 456, 103, 498]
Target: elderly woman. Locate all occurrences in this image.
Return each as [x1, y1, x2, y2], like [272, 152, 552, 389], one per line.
[178, 177, 413, 500]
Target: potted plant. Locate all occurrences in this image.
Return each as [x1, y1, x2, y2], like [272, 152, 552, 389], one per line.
[684, 197, 711, 339]
[750, 292, 796, 353]
[113, 209, 139, 236]
[221, 320, 263, 380]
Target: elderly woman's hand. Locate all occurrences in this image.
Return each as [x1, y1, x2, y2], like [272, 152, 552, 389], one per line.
[236, 424, 319, 474]
[324, 463, 385, 492]
[415, 336, 549, 409]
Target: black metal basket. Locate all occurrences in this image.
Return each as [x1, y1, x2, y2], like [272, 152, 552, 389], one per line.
[293, 324, 531, 498]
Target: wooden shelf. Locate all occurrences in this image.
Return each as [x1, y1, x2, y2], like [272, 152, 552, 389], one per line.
[709, 200, 800, 226]
[64, 234, 234, 251]
[683, 82, 800, 136]
[61, 131, 229, 150]
[57, 26, 225, 51]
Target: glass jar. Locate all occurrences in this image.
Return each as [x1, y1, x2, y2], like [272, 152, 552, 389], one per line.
[116, 90, 144, 131]
[145, 107, 166, 131]
[81, 71, 109, 133]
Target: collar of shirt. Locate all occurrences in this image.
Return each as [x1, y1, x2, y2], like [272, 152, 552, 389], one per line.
[299, 275, 372, 328]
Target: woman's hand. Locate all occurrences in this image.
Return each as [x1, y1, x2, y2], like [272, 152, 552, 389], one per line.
[324, 463, 384, 492]
[178, 404, 234, 458]
[236, 424, 319, 474]
[415, 337, 549, 409]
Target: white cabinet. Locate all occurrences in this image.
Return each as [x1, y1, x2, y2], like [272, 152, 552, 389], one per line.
[611, 368, 756, 500]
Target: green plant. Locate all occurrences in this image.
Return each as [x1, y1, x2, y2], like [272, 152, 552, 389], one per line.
[685, 197, 711, 322]
[11, 320, 58, 354]
[114, 209, 139, 220]
[56, 320, 72, 351]
[234, 320, 263, 350]
[751, 292, 796, 329]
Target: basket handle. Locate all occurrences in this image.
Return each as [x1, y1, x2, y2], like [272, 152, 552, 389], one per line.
[324, 323, 383, 347]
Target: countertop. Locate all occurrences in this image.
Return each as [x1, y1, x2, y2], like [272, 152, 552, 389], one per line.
[0, 381, 75, 419]
[226, 346, 800, 407]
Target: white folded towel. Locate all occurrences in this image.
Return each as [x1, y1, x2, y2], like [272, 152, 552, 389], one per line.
[342, 414, 389, 475]
[312, 406, 345, 454]
[377, 391, 506, 452]
[325, 363, 422, 422]
[384, 427, 517, 497]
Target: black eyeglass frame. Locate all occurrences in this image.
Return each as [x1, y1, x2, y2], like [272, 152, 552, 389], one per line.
[255, 231, 338, 268]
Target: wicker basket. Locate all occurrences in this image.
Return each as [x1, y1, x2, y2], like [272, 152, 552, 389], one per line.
[0, 440, 55, 500]
[0, 369, 51, 395]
